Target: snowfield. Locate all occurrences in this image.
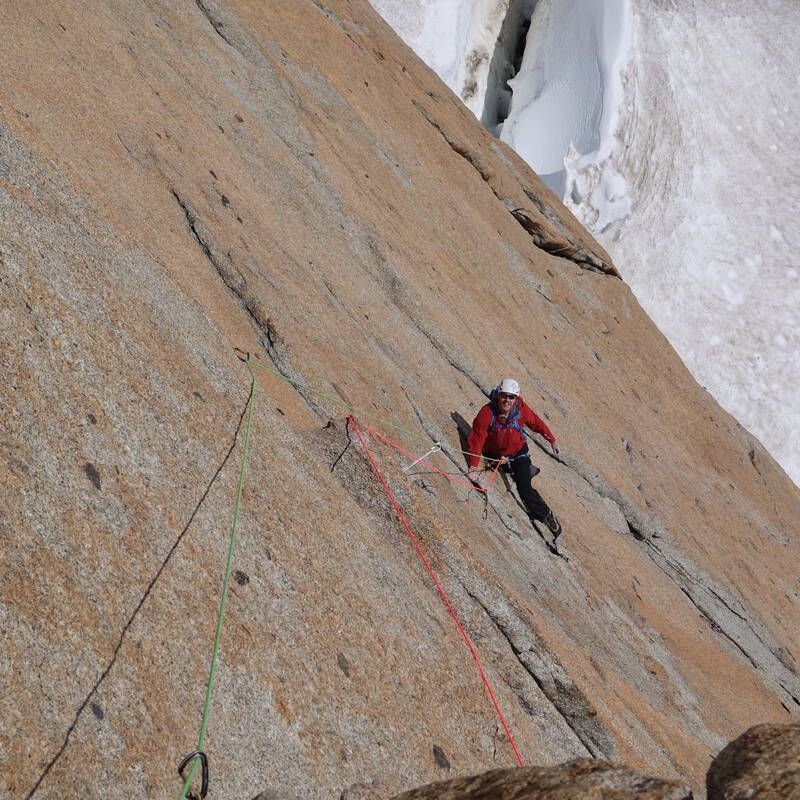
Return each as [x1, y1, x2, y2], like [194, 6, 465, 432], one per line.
[371, 0, 800, 486]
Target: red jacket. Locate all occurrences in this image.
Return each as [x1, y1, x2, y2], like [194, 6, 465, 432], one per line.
[466, 395, 555, 468]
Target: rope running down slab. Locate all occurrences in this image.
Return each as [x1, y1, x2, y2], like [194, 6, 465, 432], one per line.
[350, 416, 525, 768]
[177, 361, 257, 800]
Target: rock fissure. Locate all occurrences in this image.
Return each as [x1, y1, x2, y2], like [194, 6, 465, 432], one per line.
[535, 445, 800, 707]
[706, 585, 748, 624]
[550, 447, 665, 543]
[509, 206, 616, 276]
[309, 0, 366, 51]
[413, 324, 485, 394]
[521, 188, 616, 275]
[170, 188, 327, 417]
[194, 0, 235, 49]
[23, 386, 252, 800]
[464, 588, 613, 758]
[778, 683, 800, 707]
[643, 538, 800, 707]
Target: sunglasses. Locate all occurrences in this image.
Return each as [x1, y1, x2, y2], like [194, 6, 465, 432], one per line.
[499, 392, 517, 400]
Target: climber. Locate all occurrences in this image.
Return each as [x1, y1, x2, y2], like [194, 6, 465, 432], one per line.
[466, 378, 562, 538]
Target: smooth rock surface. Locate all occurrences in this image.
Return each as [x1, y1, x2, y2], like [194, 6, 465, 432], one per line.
[706, 723, 800, 800]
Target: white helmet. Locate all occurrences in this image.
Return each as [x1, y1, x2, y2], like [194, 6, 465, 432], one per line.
[498, 378, 520, 396]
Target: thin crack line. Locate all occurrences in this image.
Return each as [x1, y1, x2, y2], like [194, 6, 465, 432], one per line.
[25, 385, 251, 799]
[465, 588, 596, 757]
[195, 0, 235, 48]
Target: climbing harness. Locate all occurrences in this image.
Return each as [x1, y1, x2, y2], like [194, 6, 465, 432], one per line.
[350, 416, 525, 767]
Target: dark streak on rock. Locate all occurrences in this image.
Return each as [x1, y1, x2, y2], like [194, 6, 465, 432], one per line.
[337, 652, 351, 677]
[170, 188, 325, 419]
[308, 0, 365, 51]
[466, 589, 614, 758]
[83, 462, 102, 490]
[432, 744, 451, 770]
[413, 324, 484, 394]
[194, 0, 234, 48]
[510, 207, 617, 276]
[234, 569, 250, 585]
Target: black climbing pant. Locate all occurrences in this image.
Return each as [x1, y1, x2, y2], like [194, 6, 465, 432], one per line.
[506, 446, 550, 522]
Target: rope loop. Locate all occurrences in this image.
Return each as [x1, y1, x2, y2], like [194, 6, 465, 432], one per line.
[178, 751, 209, 800]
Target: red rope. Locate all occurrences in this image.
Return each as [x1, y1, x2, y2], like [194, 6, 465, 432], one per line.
[484, 455, 507, 490]
[363, 423, 484, 492]
[350, 416, 525, 767]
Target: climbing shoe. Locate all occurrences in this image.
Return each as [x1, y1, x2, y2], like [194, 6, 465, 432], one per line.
[544, 511, 561, 539]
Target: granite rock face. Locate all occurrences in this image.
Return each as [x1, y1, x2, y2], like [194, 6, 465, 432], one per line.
[706, 723, 800, 800]
[391, 759, 693, 799]
[1, 1, 798, 799]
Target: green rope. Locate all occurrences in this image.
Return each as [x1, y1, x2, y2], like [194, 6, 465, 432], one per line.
[178, 363, 257, 800]
[177, 352, 493, 796]
[248, 358, 500, 463]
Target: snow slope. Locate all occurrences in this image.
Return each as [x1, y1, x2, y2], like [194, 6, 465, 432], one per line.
[370, 0, 800, 486]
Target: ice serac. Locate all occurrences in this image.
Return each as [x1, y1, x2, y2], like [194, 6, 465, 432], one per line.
[1, 2, 799, 800]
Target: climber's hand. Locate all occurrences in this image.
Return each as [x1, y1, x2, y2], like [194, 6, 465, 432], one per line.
[467, 468, 484, 489]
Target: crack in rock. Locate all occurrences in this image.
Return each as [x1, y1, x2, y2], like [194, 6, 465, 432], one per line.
[553, 448, 666, 542]
[464, 585, 616, 758]
[24, 384, 252, 800]
[509, 206, 617, 276]
[170, 188, 326, 417]
[543, 446, 800, 708]
[194, 0, 235, 48]
[308, 0, 367, 50]
[643, 535, 800, 706]
[412, 324, 486, 394]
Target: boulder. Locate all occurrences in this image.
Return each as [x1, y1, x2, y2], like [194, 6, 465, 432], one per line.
[707, 722, 800, 800]
[392, 759, 693, 799]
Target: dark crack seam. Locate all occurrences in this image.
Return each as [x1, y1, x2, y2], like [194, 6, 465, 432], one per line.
[411, 101, 615, 276]
[465, 589, 598, 757]
[413, 323, 484, 394]
[649, 541, 780, 671]
[677, 587, 758, 670]
[519, 188, 615, 276]
[643, 539, 800, 707]
[25, 386, 252, 800]
[195, 0, 236, 49]
[170, 189, 325, 419]
[539, 455, 786, 691]
[524, 440, 762, 674]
